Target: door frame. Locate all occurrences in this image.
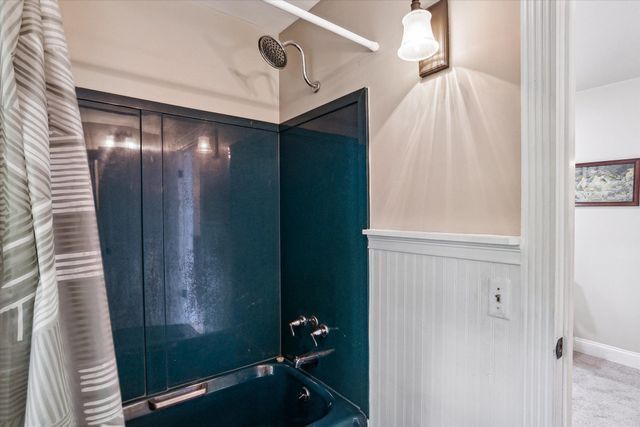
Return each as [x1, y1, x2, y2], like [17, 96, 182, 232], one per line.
[520, 1, 575, 426]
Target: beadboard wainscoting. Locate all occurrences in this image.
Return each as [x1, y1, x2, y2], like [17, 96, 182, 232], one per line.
[365, 229, 523, 426]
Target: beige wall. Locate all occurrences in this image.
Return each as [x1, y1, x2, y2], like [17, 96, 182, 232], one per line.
[60, 0, 521, 234]
[59, 0, 279, 123]
[280, 0, 521, 235]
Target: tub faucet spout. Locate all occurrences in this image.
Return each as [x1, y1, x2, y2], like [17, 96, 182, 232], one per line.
[293, 348, 335, 369]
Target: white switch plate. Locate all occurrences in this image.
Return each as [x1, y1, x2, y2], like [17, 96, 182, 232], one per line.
[489, 278, 510, 320]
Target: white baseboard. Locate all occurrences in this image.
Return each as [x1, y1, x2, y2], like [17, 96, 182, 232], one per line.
[574, 337, 640, 370]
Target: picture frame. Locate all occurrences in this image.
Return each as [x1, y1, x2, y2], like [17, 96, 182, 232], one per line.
[575, 158, 640, 206]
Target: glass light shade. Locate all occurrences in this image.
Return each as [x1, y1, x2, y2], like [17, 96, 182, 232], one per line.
[397, 9, 440, 62]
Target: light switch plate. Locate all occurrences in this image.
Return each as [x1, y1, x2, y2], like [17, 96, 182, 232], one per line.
[489, 278, 510, 320]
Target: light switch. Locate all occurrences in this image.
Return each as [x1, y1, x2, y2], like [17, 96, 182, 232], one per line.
[489, 278, 510, 320]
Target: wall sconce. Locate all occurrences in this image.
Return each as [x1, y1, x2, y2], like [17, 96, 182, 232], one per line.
[398, 0, 449, 78]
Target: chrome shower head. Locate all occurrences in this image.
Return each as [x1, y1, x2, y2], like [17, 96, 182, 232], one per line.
[258, 35, 320, 93]
[258, 35, 287, 69]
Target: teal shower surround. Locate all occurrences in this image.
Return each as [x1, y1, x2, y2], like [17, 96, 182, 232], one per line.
[79, 92, 280, 402]
[280, 91, 369, 414]
[162, 115, 280, 388]
[77, 88, 368, 418]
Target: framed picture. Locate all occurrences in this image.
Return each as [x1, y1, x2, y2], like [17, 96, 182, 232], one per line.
[575, 158, 640, 206]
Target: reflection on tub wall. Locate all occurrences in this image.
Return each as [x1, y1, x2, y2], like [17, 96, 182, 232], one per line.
[81, 101, 146, 401]
[79, 94, 280, 402]
[162, 116, 280, 388]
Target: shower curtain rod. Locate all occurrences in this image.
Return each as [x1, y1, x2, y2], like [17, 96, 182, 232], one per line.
[261, 0, 380, 52]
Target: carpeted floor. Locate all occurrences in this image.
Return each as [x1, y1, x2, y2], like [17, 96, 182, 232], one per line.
[573, 352, 640, 426]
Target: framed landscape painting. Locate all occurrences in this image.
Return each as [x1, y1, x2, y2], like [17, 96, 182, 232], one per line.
[575, 158, 640, 206]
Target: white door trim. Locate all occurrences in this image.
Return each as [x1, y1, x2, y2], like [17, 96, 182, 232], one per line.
[521, 1, 575, 426]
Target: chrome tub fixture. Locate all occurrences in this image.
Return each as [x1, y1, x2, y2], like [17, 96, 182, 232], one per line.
[293, 348, 335, 369]
[310, 324, 330, 347]
[288, 314, 318, 336]
[298, 386, 311, 402]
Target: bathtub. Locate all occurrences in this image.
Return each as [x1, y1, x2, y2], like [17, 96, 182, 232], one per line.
[124, 361, 367, 426]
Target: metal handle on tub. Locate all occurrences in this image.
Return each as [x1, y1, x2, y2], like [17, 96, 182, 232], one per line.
[310, 324, 330, 347]
[148, 384, 207, 411]
[288, 315, 318, 336]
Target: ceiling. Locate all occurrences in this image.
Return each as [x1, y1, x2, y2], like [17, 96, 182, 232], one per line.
[576, 0, 640, 91]
[202, 0, 321, 35]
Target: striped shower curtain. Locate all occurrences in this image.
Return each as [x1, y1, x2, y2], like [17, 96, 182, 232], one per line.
[0, 0, 124, 425]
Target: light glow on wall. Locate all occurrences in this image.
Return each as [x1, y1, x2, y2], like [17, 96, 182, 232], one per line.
[197, 136, 212, 153]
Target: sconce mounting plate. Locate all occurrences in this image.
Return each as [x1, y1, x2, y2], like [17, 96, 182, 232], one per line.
[419, 0, 449, 78]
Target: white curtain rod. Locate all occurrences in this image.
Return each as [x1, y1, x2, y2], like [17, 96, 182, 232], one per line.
[261, 0, 380, 52]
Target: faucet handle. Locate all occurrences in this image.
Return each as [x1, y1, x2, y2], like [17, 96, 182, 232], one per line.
[289, 316, 306, 336]
[310, 324, 329, 347]
[289, 315, 319, 336]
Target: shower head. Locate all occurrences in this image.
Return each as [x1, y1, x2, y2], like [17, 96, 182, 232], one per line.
[258, 35, 320, 93]
[258, 35, 287, 69]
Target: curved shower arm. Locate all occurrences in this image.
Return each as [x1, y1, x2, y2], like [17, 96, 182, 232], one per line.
[282, 41, 320, 93]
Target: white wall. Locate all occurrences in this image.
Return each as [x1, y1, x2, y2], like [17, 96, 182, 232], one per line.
[59, 0, 279, 123]
[368, 232, 522, 426]
[280, 0, 521, 235]
[575, 77, 640, 354]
